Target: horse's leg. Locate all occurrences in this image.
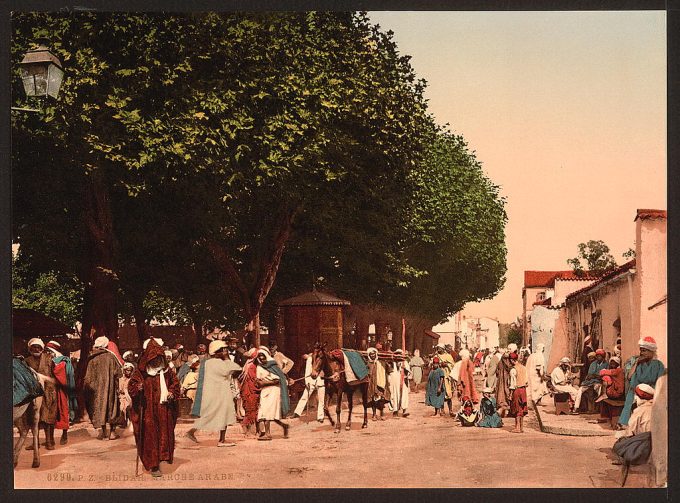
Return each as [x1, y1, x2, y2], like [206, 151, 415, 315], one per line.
[345, 389, 354, 431]
[324, 386, 335, 427]
[334, 388, 342, 434]
[32, 398, 41, 468]
[361, 383, 369, 428]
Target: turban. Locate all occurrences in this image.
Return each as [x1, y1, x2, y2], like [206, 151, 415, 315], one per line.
[394, 349, 403, 354]
[257, 347, 273, 361]
[123, 362, 135, 370]
[482, 386, 493, 393]
[638, 336, 657, 351]
[208, 340, 227, 356]
[459, 349, 470, 360]
[509, 352, 518, 361]
[143, 337, 164, 349]
[190, 360, 201, 369]
[609, 356, 621, 365]
[175, 344, 184, 350]
[432, 357, 440, 364]
[189, 354, 200, 363]
[595, 349, 606, 356]
[46, 340, 61, 350]
[164, 350, 173, 358]
[435, 344, 445, 350]
[507, 343, 518, 353]
[28, 338, 45, 349]
[560, 357, 571, 364]
[634, 383, 655, 400]
[587, 351, 596, 359]
[123, 350, 133, 359]
[94, 336, 110, 348]
[367, 347, 378, 355]
[245, 347, 258, 358]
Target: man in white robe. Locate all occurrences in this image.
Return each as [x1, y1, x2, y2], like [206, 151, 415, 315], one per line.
[255, 348, 290, 440]
[550, 357, 582, 413]
[526, 343, 549, 405]
[388, 349, 411, 417]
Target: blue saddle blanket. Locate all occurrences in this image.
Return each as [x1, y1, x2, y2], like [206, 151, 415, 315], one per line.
[13, 358, 43, 407]
[343, 350, 369, 381]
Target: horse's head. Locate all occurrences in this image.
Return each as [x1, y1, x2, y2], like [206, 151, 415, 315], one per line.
[310, 342, 326, 379]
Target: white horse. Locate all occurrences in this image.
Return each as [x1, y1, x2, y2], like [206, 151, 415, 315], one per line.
[13, 369, 54, 469]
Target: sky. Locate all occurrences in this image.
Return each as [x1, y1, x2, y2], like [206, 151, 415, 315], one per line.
[368, 10, 667, 324]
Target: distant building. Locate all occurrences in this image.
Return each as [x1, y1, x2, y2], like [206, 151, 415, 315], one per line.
[522, 270, 597, 346]
[432, 313, 499, 350]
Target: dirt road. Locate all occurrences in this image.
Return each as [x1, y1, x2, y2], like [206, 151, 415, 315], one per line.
[14, 385, 636, 489]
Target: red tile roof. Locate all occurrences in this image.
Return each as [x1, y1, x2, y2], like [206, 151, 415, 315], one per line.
[565, 259, 636, 301]
[524, 270, 598, 288]
[635, 209, 666, 221]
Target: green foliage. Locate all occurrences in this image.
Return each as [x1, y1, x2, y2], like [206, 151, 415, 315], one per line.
[11, 12, 435, 330]
[567, 240, 618, 276]
[507, 326, 522, 347]
[623, 247, 636, 260]
[12, 252, 83, 327]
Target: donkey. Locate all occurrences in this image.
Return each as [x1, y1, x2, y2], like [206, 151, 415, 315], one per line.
[13, 368, 53, 468]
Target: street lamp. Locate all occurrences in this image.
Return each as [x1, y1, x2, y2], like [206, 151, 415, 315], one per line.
[13, 41, 64, 113]
[19, 42, 64, 99]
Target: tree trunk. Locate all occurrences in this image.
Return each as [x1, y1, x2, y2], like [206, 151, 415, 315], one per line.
[75, 171, 119, 419]
[192, 318, 203, 349]
[132, 297, 148, 347]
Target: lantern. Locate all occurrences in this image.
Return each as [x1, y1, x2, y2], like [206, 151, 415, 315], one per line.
[19, 43, 64, 99]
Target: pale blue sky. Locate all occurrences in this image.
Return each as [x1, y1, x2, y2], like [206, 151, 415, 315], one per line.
[369, 11, 667, 322]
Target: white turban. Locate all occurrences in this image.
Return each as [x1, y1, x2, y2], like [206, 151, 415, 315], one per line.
[28, 338, 44, 349]
[508, 343, 518, 353]
[208, 340, 227, 356]
[560, 357, 571, 364]
[638, 336, 657, 352]
[164, 350, 172, 358]
[123, 362, 134, 370]
[459, 349, 471, 360]
[609, 356, 621, 365]
[190, 354, 200, 363]
[143, 337, 164, 349]
[93, 336, 109, 348]
[123, 350, 133, 359]
[257, 347, 273, 360]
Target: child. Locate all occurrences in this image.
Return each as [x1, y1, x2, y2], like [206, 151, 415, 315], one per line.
[598, 356, 624, 400]
[508, 352, 528, 433]
[425, 357, 445, 416]
[456, 396, 478, 426]
[477, 386, 503, 428]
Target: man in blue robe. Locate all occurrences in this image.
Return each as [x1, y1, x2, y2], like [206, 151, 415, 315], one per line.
[618, 336, 664, 427]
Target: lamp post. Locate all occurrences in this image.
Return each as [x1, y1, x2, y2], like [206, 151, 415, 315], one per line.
[13, 41, 64, 113]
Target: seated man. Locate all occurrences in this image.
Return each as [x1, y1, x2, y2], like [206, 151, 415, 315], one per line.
[612, 383, 655, 465]
[578, 348, 609, 409]
[550, 357, 582, 414]
[597, 356, 625, 426]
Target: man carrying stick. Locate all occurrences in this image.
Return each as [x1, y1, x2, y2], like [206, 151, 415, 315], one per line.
[128, 338, 180, 478]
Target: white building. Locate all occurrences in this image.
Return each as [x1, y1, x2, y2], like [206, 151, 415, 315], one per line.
[432, 313, 500, 350]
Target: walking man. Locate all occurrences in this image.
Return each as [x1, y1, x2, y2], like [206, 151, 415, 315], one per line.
[25, 338, 58, 450]
[186, 340, 242, 447]
[292, 344, 325, 422]
[128, 338, 180, 478]
[83, 336, 123, 440]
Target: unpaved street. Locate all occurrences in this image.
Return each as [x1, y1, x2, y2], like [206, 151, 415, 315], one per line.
[14, 385, 632, 489]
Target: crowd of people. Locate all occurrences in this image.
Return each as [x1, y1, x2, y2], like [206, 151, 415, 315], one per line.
[14, 332, 665, 477]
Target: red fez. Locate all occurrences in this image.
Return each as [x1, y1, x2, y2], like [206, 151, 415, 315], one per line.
[595, 349, 606, 356]
[509, 352, 518, 360]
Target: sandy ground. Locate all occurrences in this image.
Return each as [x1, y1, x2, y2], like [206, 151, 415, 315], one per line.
[14, 379, 647, 489]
